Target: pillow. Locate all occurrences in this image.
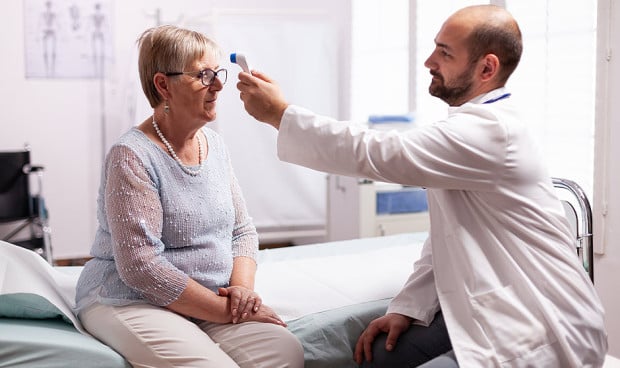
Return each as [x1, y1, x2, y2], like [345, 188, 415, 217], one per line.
[0, 293, 71, 323]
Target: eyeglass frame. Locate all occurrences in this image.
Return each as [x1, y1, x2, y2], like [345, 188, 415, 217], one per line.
[164, 68, 228, 87]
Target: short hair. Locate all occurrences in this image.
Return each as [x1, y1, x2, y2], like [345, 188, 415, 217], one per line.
[137, 25, 221, 108]
[467, 20, 523, 85]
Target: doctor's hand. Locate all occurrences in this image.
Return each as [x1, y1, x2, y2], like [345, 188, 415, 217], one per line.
[354, 313, 413, 364]
[236, 70, 289, 129]
[218, 286, 262, 324]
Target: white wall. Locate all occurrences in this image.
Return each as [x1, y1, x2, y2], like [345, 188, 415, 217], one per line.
[1, 0, 103, 259]
[0, 0, 351, 259]
[594, 0, 620, 357]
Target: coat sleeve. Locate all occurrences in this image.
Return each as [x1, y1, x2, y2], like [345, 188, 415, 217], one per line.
[277, 105, 507, 191]
[386, 237, 439, 325]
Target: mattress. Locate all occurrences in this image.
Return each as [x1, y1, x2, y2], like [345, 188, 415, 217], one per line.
[0, 318, 131, 368]
[2, 234, 620, 368]
[0, 232, 427, 368]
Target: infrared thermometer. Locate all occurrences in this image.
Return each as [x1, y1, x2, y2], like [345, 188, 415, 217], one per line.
[230, 53, 252, 74]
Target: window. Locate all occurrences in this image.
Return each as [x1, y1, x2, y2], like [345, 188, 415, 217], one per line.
[350, 0, 409, 121]
[506, 0, 597, 197]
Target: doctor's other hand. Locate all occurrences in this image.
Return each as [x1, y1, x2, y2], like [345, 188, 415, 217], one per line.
[353, 313, 412, 364]
[236, 70, 289, 129]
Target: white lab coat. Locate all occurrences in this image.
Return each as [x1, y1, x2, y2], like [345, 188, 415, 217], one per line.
[276, 88, 608, 367]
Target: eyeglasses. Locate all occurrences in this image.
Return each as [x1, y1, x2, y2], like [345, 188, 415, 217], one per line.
[164, 68, 228, 87]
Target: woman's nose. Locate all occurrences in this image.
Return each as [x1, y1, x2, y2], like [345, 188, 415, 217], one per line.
[209, 76, 224, 91]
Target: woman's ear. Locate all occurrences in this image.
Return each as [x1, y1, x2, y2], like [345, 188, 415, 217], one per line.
[480, 54, 500, 82]
[153, 72, 170, 99]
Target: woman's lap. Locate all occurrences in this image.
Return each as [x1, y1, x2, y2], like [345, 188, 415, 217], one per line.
[79, 302, 302, 368]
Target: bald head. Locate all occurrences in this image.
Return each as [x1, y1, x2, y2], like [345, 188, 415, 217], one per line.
[451, 4, 515, 25]
[448, 5, 522, 85]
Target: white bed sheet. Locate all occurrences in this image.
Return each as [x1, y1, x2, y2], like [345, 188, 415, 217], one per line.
[0, 232, 427, 329]
[255, 232, 427, 321]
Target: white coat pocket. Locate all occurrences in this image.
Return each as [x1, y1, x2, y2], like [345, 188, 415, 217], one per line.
[471, 284, 555, 363]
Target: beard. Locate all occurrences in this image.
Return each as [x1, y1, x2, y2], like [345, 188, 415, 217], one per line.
[428, 65, 475, 106]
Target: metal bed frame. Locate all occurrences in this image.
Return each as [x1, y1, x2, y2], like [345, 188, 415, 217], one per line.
[552, 177, 594, 282]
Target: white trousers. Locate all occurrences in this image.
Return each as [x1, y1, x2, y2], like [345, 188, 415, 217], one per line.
[79, 303, 304, 368]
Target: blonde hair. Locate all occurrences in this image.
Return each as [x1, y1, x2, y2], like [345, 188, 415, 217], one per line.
[137, 25, 221, 107]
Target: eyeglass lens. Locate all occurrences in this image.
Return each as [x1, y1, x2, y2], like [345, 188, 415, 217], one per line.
[201, 69, 227, 86]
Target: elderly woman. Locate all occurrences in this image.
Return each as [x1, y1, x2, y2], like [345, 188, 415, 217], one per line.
[75, 25, 303, 368]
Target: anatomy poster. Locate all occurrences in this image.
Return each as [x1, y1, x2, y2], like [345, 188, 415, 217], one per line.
[23, 0, 113, 78]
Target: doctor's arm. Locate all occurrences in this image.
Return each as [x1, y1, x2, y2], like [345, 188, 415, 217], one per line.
[237, 70, 503, 190]
[387, 238, 439, 323]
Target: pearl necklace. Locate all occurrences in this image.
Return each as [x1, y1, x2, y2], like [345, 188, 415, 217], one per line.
[152, 117, 203, 176]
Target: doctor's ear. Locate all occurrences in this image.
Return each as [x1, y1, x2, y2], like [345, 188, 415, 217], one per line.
[480, 54, 500, 81]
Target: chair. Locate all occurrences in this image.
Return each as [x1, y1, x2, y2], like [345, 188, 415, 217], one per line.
[552, 177, 593, 282]
[0, 149, 53, 264]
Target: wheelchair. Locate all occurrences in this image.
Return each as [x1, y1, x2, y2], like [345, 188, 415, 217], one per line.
[0, 148, 53, 264]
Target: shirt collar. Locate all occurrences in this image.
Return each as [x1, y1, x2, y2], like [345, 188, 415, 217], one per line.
[468, 87, 510, 105]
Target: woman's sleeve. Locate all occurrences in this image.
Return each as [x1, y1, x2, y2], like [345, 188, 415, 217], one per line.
[104, 145, 189, 306]
[227, 157, 259, 261]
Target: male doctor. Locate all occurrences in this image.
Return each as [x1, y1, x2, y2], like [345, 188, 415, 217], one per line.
[236, 4, 607, 367]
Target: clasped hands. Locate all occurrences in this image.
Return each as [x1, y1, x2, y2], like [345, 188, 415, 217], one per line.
[218, 286, 286, 326]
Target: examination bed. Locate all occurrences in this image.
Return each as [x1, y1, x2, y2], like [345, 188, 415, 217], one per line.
[0, 232, 426, 368]
[1, 177, 618, 367]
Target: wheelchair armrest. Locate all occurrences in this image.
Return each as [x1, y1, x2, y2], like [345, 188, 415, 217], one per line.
[22, 164, 45, 174]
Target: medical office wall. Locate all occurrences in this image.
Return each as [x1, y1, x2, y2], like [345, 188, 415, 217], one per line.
[0, 0, 351, 259]
[593, 0, 620, 357]
[23, 0, 112, 79]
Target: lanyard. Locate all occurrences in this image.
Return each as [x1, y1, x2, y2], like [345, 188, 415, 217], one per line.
[483, 93, 511, 104]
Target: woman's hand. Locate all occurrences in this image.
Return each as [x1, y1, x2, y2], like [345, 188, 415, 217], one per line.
[218, 286, 262, 323]
[245, 304, 287, 327]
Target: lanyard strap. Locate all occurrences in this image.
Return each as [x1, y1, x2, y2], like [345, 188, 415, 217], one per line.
[483, 93, 511, 104]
